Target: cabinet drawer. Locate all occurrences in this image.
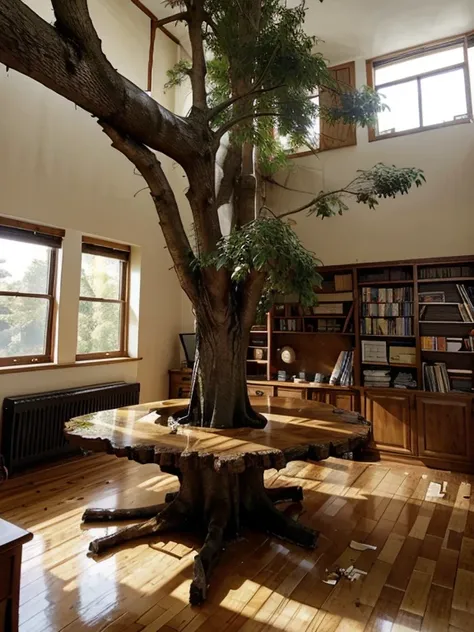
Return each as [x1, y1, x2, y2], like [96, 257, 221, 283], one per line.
[276, 387, 306, 400]
[248, 384, 274, 398]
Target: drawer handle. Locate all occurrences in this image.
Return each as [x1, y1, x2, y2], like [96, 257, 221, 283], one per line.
[255, 390, 265, 396]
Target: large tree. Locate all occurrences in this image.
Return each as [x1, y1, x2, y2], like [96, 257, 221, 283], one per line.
[0, 0, 424, 430]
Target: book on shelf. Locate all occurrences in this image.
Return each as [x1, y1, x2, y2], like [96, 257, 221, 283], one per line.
[419, 265, 474, 279]
[315, 318, 342, 332]
[423, 362, 451, 392]
[361, 340, 387, 363]
[361, 303, 413, 317]
[393, 371, 417, 389]
[329, 350, 353, 386]
[312, 303, 344, 315]
[361, 287, 413, 303]
[421, 336, 448, 351]
[456, 284, 474, 321]
[389, 345, 416, 364]
[363, 369, 391, 388]
[317, 291, 353, 302]
[419, 291, 445, 303]
[359, 269, 412, 283]
[334, 274, 353, 291]
[361, 317, 413, 336]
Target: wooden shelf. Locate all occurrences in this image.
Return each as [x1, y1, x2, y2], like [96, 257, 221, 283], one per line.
[419, 302, 461, 306]
[246, 360, 268, 364]
[303, 315, 348, 319]
[358, 280, 414, 286]
[360, 334, 416, 339]
[248, 345, 268, 349]
[273, 331, 353, 335]
[421, 350, 474, 354]
[418, 277, 474, 283]
[362, 361, 417, 368]
[420, 321, 474, 324]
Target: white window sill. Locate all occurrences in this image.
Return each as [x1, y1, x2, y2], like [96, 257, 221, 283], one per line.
[0, 357, 142, 375]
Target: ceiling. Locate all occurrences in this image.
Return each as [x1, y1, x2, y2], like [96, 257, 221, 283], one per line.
[140, 0, 474, 62]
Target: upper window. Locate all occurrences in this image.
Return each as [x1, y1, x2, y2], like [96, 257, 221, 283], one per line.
[77, 239, 130, 360]
[368, 34, 474, 139]
[0, 219, 62, 367]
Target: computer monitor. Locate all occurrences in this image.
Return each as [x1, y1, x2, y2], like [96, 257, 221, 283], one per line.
[179, 333, 196, 368]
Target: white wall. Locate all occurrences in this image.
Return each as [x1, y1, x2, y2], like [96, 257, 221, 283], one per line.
[267, 58, 474, 266]
[0, 1, 183, 408]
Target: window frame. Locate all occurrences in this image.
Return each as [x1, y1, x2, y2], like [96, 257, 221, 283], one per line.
[0, 217, 63, 368]
[285, 61, 357, 159]
[367, 32, 474, 141]
[76, 237, 131, 361]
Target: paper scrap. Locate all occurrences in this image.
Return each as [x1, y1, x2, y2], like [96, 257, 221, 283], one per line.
[426, 481, 446, 499]
[350, 540, 377, 551]
[422, 474, 428, 479]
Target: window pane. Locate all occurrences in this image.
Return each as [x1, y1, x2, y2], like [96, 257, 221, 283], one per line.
[377, 80, 420, 134]
[421, 68, 468, 126]
[375, 45, 464, 85]
[0, 296, 49, 358]
[80, 253, 121, 300]
[77, 300, 122, 355]
[0, 238, 51, 294]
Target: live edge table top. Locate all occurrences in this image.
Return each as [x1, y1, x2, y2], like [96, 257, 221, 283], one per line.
[65, 397, 371, 474]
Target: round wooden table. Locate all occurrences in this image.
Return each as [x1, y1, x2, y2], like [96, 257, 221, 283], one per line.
[65, 396, 371, 604]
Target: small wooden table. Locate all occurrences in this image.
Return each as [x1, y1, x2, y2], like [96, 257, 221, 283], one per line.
[0, 520, 33, 632]
[65, 396, 370, 604]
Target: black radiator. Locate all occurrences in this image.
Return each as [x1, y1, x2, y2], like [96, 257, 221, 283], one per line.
[1, 381, 140, 474]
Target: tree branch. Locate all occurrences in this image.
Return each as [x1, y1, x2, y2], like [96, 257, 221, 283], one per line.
[0, 0, 198, 169]
[208, 85, 284, 123]
[187, 0, 208, 112]
[100, 123, 199, 304]
[241, 271, 266, 331]
[215, 111, 280, 143]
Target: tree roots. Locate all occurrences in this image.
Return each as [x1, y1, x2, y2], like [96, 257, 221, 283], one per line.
[83, 469, 317, 605]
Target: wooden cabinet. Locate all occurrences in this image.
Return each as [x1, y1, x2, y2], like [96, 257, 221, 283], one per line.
[365, 390, 415, 455]
[416, 394, 472, 462]
[169, 369, 193, 399]
[276, 387, 307, 399]
[247, 384, 274, 398]
[311, 388, 360, 412]
[0, 519, 33, 632]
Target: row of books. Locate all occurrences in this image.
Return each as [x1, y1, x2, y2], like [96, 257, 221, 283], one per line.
[359, 270, 412, 282]
[361, 287, 413, 303]
[361, 303, 413, 317]
[363, 369, 391, 388]
[329, 350, 353, 386]
[312, 319, 342, 332]
[420, 336, 471, 352]
[334, 274, 353, 291]
[423, 362, 450, 393]
[275, 319, 302, 331]
[419, 265, 474, 279]
[457, 285, 474, 321]
[361, 317, 413, 336]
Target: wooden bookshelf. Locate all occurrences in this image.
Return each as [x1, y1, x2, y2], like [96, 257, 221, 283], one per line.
[251, 255, 474, 395]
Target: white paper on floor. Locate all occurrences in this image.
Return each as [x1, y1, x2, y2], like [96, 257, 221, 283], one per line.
[349, 541, 377, 551]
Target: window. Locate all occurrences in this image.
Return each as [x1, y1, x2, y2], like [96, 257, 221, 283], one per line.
[368, 33, 474, 139]
[281, 61, 356, 157]
[77, 239, 130, 360]
[0, 218, 63, 367]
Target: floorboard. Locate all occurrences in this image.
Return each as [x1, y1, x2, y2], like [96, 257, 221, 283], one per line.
[1, 454, 473, 631]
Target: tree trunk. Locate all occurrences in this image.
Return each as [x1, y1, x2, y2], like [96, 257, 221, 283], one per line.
[180, 291, 267, 430]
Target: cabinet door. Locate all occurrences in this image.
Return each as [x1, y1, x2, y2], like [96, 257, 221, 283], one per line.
[416, 395, 472, 462]
[365, 391, 415, 455]
[276, 387, 307, 400]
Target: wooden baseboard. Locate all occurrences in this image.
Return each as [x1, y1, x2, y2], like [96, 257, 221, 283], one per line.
[365, 448, 474, 474]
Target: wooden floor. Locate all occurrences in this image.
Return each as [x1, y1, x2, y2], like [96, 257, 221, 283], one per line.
[1, 455, 474, 632]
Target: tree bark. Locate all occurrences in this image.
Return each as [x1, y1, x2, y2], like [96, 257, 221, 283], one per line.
[183, 299, 267, 430]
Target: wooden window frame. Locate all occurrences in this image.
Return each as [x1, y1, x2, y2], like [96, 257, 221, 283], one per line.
[76, 238, 131, 361]
[0, 218, 63, 368]
[366, 32, 474, 142]
[286, 61, 357, 159]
